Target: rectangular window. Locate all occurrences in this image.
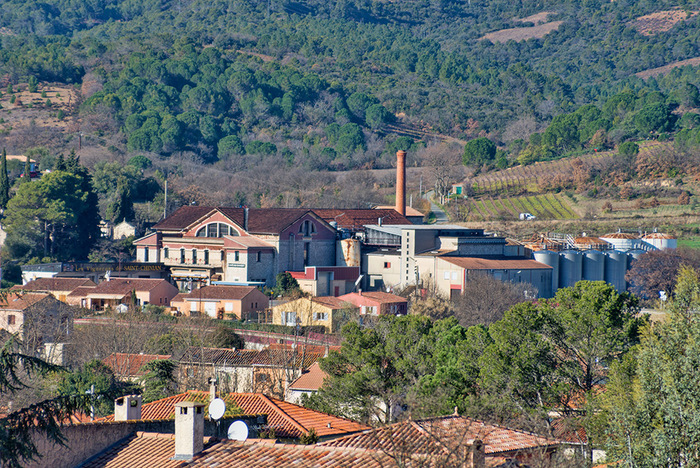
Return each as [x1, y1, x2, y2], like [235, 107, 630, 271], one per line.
[180, 249, 185, 264]
[234, 251, 240, 262]
[384, 262, 391, 268]
[284, 311, 296, 325]
[192, 249, 197, 264]
[314, 312, 328, 321]
[164, 247, 169, 259]
[443, 271, 450, 280]
[143, 246, 149, 262]
[451, 271, 458, 281]
[256, 251, 261, 262]
[220, 250, 225, 262]
[8, 315, 15, 325]
[204, 250, 209, 265]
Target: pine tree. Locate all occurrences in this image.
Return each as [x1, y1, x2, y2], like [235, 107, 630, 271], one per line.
[54, 154, 66, 171]
[0, 148, 9, 209]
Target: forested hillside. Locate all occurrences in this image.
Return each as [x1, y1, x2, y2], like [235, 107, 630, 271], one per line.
[1, 0, 700, 222]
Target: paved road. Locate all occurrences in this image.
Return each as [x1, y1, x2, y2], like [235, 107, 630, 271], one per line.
[424, 190, 449, 224]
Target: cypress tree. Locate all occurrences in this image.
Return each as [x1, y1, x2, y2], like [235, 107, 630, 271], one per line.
[0, 148, 9, 209]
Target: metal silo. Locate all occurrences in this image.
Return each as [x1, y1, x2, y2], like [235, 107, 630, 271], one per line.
[628, 249, 646, 262]
[583, 250, 605, 281]
[642, 232, 677, 250]
[336, 238, 361, 267]
[533, 250, 559, 298]
[559, 250, 583, 289]
[605, 250, 628, 292]
[600, 232, 640, 251]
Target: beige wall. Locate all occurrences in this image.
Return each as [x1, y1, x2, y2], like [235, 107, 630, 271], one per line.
[270, 298, 354, 333]
[0, 309, 24, 337]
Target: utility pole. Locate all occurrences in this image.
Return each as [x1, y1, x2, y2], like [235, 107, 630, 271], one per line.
[163, 179, 168, 220]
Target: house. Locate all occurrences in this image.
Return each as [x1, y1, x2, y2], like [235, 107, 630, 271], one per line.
[113, 219, 137, 239]
[103, 352, 172, 381]
[134, 206, 337, 289]
[170, 285, 269, 320]
[286, 361, 327, 405]
[11, 277, 96, 303]
[177, 346, 324, 399]
[320, 414, 564, 466]
[269, 296, 358, 333]
[288, 266, 360, 297]
[337, 290, 408, 316]
[0, 292, 73, 354]
[97, 390, 368, 441]
[79, 278, 178, 311]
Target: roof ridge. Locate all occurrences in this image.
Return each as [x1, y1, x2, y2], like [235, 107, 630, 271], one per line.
[258, 394, 309, 435]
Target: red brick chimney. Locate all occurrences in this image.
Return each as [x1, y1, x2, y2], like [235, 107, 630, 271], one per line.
[396, 150, 406, 216]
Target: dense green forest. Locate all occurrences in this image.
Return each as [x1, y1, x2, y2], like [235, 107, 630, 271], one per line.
[2, 0, 700, 167]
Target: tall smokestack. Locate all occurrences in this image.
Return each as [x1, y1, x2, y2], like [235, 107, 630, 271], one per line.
[396, 150, 406, 216]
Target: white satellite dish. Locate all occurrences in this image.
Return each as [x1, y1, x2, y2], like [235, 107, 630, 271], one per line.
[227, 420, 249, 441]
[208, 398, 226, 421]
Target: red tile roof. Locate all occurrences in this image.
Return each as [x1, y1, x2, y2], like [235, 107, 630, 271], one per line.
[152, 205, 216, 231]
[88, 278, 172, 296]
[99, 391, 368, 439]
[172, 285, 259, 302]
[0, 292, 51, 311]
[313, 209, 411, 230]
[288, 362, 327, 392]
[12, 277, 96, 292]
[439, 256, 552, 271]
[310, 296, 354, 309]
[320, 415, 561, 457]
[102, 353, 172, 378]
[339, 291, 408, 305]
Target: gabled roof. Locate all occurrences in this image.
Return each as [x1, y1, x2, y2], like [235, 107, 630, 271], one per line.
[87, 278, 173, 297]
[320, 415, 561, 457]
[172, 285, 259, 302]
[81, 436, 405, 468]
[223, 236, 275, 249]
[98, 391, 368, 439]
[439, 256, 552, 270]
[11, 277, 96, 292]
[310, 296, 355, 309]
[339, 291, 408, 305]
[288, 362, 327, 392]
[313, 208, 412, 230]
[152, 205, 216, 231]
[103, 353, 172, 378]
[246, 208, 319, 235]
[0, 292, 52, 311]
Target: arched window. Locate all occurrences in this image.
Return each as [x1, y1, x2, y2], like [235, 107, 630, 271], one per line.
[299, 220, 316, 236]
[195, 223, 238, 237]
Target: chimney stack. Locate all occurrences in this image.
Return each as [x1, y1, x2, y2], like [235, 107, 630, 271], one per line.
[209, 377, 218, 401]
[114, 395, 142, 421]
[173, 401, 205, 460]
[396, 150, 406, 216]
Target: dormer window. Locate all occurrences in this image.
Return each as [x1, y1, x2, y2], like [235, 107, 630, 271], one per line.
[196, 223, 237, 237]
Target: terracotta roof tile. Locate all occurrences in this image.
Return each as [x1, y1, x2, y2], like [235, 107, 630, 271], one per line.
[88, 278, 172, 296]
[67, 285, 96, 297]
[102, 353, 172, 378]
[12, 277, 96, 292]
[338, 291, 407, 305]
[440, 256, 552, 271]
[152, 205, 216, 231]
[310, 296, 354, 309]
[98, 391, 367, 439]
[288, 362, 327, 391]
[313, 209, 412, 230]
[320, 415, 561, 457]
[173, 285, 258, 302]
[0, 292, 51, 311]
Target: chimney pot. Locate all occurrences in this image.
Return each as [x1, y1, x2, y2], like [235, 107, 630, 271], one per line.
[396, 150, 406, 216]
[173, 401, 205, 460]
[114, 394, 142, 421]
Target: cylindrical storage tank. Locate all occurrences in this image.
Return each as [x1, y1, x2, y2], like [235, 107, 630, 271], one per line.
[627, 249, 646, 262]
[600, 232, 640, 251]
[583, 250, 605, 281]
[642, 232, 677, 250]
[605, 250, 628, 292]
[336, 238, 361, 267]
[533, 250, 559, 297]
[559, 250, 583, 289]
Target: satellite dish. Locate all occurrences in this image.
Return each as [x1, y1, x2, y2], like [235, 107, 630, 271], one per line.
[227, 420, 249, 441]
[208, 398, 226, 421]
